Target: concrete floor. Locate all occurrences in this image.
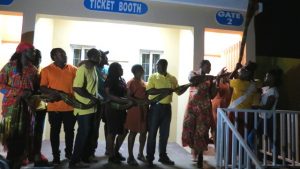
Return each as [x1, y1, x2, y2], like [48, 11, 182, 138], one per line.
[1, 141, 216, 169]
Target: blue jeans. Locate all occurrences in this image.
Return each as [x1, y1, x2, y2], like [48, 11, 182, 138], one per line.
[71, 112, 97, 164]
[146, 103, 171, 162]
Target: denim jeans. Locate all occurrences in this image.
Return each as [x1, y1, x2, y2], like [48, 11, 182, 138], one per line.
[71, 112, 98, 163]
[146, 103, 171, 162]
[48, 111, 76, 159]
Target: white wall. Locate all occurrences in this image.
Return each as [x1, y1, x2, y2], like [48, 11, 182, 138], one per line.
[35, 17, 190, 142]
[0, 0, 257, 145]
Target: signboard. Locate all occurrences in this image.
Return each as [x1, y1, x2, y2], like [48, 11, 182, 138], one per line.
[216, 10, 244, 26]
[0, 0, 13, 5]
[84, 0, 148, 15]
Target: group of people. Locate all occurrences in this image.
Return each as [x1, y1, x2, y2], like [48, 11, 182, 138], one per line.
[0, 42, 283, 169]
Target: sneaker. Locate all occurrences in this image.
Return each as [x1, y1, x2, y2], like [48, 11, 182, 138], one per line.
[69, 162, 89, 168]
[115, 152, 126, 161]
[127, 157, 138, 166]
[158, 155, 175, 165]
[137, 154, 147, 162]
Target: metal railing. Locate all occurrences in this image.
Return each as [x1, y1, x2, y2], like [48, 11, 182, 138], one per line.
[216, 108, 300, 169]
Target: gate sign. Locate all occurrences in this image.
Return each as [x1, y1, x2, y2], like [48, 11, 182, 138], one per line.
[216, 10, 244, 26]
[0, 0, 13, 5]
[84, 0, 148, 15]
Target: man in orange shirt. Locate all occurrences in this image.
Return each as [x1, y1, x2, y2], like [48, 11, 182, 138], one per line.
[40, 48, 77, 165]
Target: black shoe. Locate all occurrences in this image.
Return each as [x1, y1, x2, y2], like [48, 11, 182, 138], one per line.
[65, 153, 72, 160]
[115, 152, 126, 161]
[52, 158, 61, 166]
[137, 154, 147, 162]
[158, 155, 175, 165]
[69, 162, 90, 168]
[82, 156, 98, 163]
[127, 157, 139, 166]
[147, 160, 155, 168]
[34, 160, 52, 167]
[108, 157, 121, 164]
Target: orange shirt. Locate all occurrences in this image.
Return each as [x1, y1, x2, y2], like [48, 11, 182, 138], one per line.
[40, 63, 77, 111]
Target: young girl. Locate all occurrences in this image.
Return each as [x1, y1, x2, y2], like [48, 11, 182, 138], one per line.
[125, 64, 148, 166]
[105, 62, 132, 164]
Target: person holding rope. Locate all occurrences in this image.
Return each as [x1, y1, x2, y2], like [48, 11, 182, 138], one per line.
[181, 60, 222, 169]
[69, 48, 101, 168]
[0, 42, 39, 169]
[40, 48, 77, 165]
[146, 59, 188, 167]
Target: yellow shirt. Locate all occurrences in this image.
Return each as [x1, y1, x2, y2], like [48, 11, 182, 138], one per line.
[73, 64, 98, 115]
[230, 79, 260, 109]
[146, 72, 178, 104]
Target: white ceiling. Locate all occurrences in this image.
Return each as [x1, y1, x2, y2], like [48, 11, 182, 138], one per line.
[150, 0, 249, 11]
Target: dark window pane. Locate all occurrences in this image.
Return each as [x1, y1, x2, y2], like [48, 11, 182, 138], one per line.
[84, 49, 89, 60]
[152, 54, 160, 73]
[73, 49, 81, 66]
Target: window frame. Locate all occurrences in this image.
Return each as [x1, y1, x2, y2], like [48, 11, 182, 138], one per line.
[140, 49, 163, 82]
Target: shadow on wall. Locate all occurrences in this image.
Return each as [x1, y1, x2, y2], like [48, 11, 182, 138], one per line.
[256, 56, 300, 111]
[278, 64, 300, 110]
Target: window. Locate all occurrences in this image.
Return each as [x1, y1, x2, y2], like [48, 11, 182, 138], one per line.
[140, 50, 162, 82]
[71, 45, 95, 66]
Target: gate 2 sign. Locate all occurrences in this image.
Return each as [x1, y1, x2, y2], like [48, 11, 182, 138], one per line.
[84, 0, 148, 15]
[216, 10, 244, 26]
[0, 0, 13, 5]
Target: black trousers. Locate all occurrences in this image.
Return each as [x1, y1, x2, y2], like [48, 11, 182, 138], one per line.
[48, 111, 76, 159]
[146, 103, 172, 162]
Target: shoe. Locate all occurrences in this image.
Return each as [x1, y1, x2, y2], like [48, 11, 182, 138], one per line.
[108, 157, 121, 164]
[82, 156, 98, 163]
[65, 153, 72, 160]
[137, 154, 147, 162]
[69, 162, 90, 168]
[40, 153, 49, 162]
[34, 160, 52, 167]
[115, 152, 126, 161]
[147, 160, 155, 168]
[22, 158, 30, 166]
[127, 157, 138, 166]
[158, 155, 175, 165]
[52, 158, 61, 165]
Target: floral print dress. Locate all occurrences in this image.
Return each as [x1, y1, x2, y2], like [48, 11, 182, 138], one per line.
[182, 80, 214, 152]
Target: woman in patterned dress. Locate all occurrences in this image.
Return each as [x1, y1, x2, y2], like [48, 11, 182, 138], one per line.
[182, 60, 219, 169]
[0, 43, 38, 169]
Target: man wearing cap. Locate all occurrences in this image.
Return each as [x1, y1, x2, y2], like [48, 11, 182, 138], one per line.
[69, 48, 101, 168]
[40, 48, 77, 165]
[88, 50, 109, 159]
[0, 42, 38, 169]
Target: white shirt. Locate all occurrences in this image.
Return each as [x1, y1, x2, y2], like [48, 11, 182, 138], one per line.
[259, 86, 279, 119]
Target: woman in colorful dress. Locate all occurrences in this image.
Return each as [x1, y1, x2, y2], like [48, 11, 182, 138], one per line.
[182, 60, 219, 169]
[0, 42, 38, 169]
[125, 64, 148, 166]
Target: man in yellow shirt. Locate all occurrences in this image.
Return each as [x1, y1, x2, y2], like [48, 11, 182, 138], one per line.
[69, 48, 101, 168]
[146, 59, 186, 167]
